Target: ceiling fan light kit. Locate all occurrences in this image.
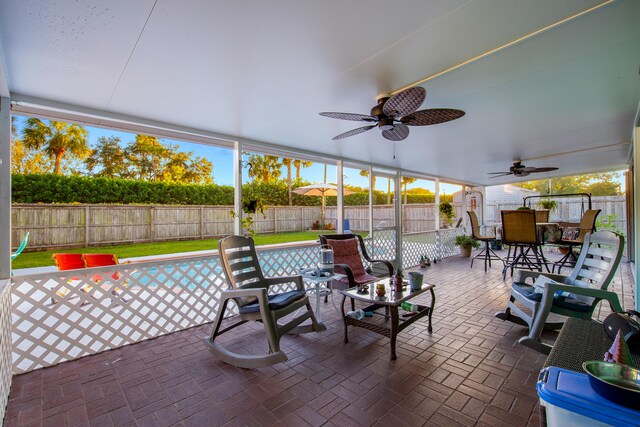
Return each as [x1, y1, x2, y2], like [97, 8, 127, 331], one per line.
[320, 86, 464, 141]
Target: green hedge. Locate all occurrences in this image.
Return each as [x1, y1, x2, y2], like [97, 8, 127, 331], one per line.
[11, 174, 450, 206]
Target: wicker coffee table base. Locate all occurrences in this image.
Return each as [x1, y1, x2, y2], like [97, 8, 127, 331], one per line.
[341, 288, 435, 360]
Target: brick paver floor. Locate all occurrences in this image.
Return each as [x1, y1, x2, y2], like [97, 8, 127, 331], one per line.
[5, 249, 635, 426]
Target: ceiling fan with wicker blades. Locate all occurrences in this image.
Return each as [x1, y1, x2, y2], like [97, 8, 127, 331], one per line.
[319, 87, 465, 141]
[488, 161, 558, 178]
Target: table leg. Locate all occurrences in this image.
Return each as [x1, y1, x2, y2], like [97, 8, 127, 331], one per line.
[314, 282, 323, 324]
[428, 288, 435, 333]
[341, 294, 349, 343]
[390, 306, 399, 360]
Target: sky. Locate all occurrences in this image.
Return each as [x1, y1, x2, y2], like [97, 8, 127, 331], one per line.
[13, 115, 463, 194]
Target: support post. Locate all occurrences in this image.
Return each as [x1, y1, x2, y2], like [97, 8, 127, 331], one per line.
[337, 160, 344, 233]
[634, 126, 640, 311]
[394, 171, 402, 269]
[0, 97, 11, 279]
[233, 140, 243, 236]
[368, 166, 374, 236]
[435, 179, 441, 261]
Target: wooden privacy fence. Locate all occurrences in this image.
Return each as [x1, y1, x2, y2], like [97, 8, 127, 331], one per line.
[12, 197, 624, 250]
[12, 203, 466, 251]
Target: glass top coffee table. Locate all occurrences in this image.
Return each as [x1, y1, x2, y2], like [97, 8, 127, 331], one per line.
[339, 279, 435, 360]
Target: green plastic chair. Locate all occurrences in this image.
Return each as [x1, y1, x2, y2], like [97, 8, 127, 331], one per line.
[11, 232, 29, 261]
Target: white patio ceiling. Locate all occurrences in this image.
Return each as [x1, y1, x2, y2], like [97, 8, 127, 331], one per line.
[0, 0, 638, 186]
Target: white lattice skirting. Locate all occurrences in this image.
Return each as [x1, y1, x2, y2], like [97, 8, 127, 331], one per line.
[11, 233, 459, 374]
[0, 281, 13, 422]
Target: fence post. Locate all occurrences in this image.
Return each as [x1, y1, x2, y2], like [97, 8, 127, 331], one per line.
[149, 206, 155, 242]
[200, 206, 204, 239]
[85, 206, 90, 245]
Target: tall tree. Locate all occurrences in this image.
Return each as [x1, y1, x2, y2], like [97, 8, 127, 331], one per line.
[518, 172, 623, 196]
[85, 136, 128, 178]
[21, 119, 90, 174]
[247, 154, 282, 183]
[401, 176, 418, 204]
[162, 150, 214, 185]
[125, 135, 168, 182]
[293, 159, 313, 178]
[122, 134, 214, 184]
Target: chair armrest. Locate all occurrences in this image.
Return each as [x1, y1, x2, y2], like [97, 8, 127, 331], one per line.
[515, 269, 569, 285]
[527, 283, 623, 343]
[334, 263, 355, 285]
[265, 275, 305, 291]
[541, 282, 623, 312]
[364, 259, 394, 276]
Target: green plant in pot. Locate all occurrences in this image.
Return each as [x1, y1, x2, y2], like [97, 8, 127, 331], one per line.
[439, 202, 455, 228]
[536, 199, 558, 213]
[455, 234, 480, 257]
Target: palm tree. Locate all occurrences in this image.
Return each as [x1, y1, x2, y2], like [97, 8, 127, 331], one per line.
[401, 177, 418, 204]
[293, 159, 313, 178]
[248, 154, 282, 183]
[282, 157, 293, 206]
[359, 170, 376, 189]
[22, 119, 90, 174]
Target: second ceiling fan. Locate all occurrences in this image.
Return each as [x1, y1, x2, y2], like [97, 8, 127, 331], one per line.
[488, 161, 558, 178]
[319, 87, 465, 141]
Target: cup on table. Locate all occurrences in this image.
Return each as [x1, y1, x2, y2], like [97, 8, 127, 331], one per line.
[409, 272, 423, 291]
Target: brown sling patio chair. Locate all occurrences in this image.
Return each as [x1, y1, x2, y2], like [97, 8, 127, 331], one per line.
[204, 235, 324, 368]
[501, 209, 546, 279]
[496, 230, 624, 354]
[467, 211, 503, 272]
[319, 233, 393, 293]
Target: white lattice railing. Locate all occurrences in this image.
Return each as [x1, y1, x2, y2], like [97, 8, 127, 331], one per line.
[0, 281, 12, 422]
[10, 232, 465, 374]
[400, 228, 465, 269]
[10, 242, 322, 374]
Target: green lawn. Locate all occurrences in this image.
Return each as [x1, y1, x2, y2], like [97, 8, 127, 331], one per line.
[13, 231, 335, 269]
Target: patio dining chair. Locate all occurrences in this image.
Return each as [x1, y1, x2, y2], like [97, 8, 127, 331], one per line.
[501, 210, 546, 279]
[467, 211, 503, 272]
[553, 209, 600, 272]
[318, 233, 393, 293]
[495, 230, 624, 354]
[204, 235, 324, 368]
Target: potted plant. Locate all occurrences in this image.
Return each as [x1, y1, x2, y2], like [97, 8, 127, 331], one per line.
[536, 199, 558, 212]
[439, 202, 455, 228]
[419, 255, 431, 269]
[229, 198, 267, 236]
[455, 234, 480, 257]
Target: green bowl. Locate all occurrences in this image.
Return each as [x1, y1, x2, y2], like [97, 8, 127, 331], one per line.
[582, 361, 640, 409]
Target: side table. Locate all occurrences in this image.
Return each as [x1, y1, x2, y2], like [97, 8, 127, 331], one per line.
[340, 280, 435, 360]
[301, 272, 345, 325]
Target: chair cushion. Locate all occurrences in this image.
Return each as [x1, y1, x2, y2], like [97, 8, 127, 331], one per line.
[561, 227, 580, 241]
[327, 238, 366, 277]
[512, 282, 592, 313]
[238, 290, 306, 314]
[338, 273, 378, 286]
